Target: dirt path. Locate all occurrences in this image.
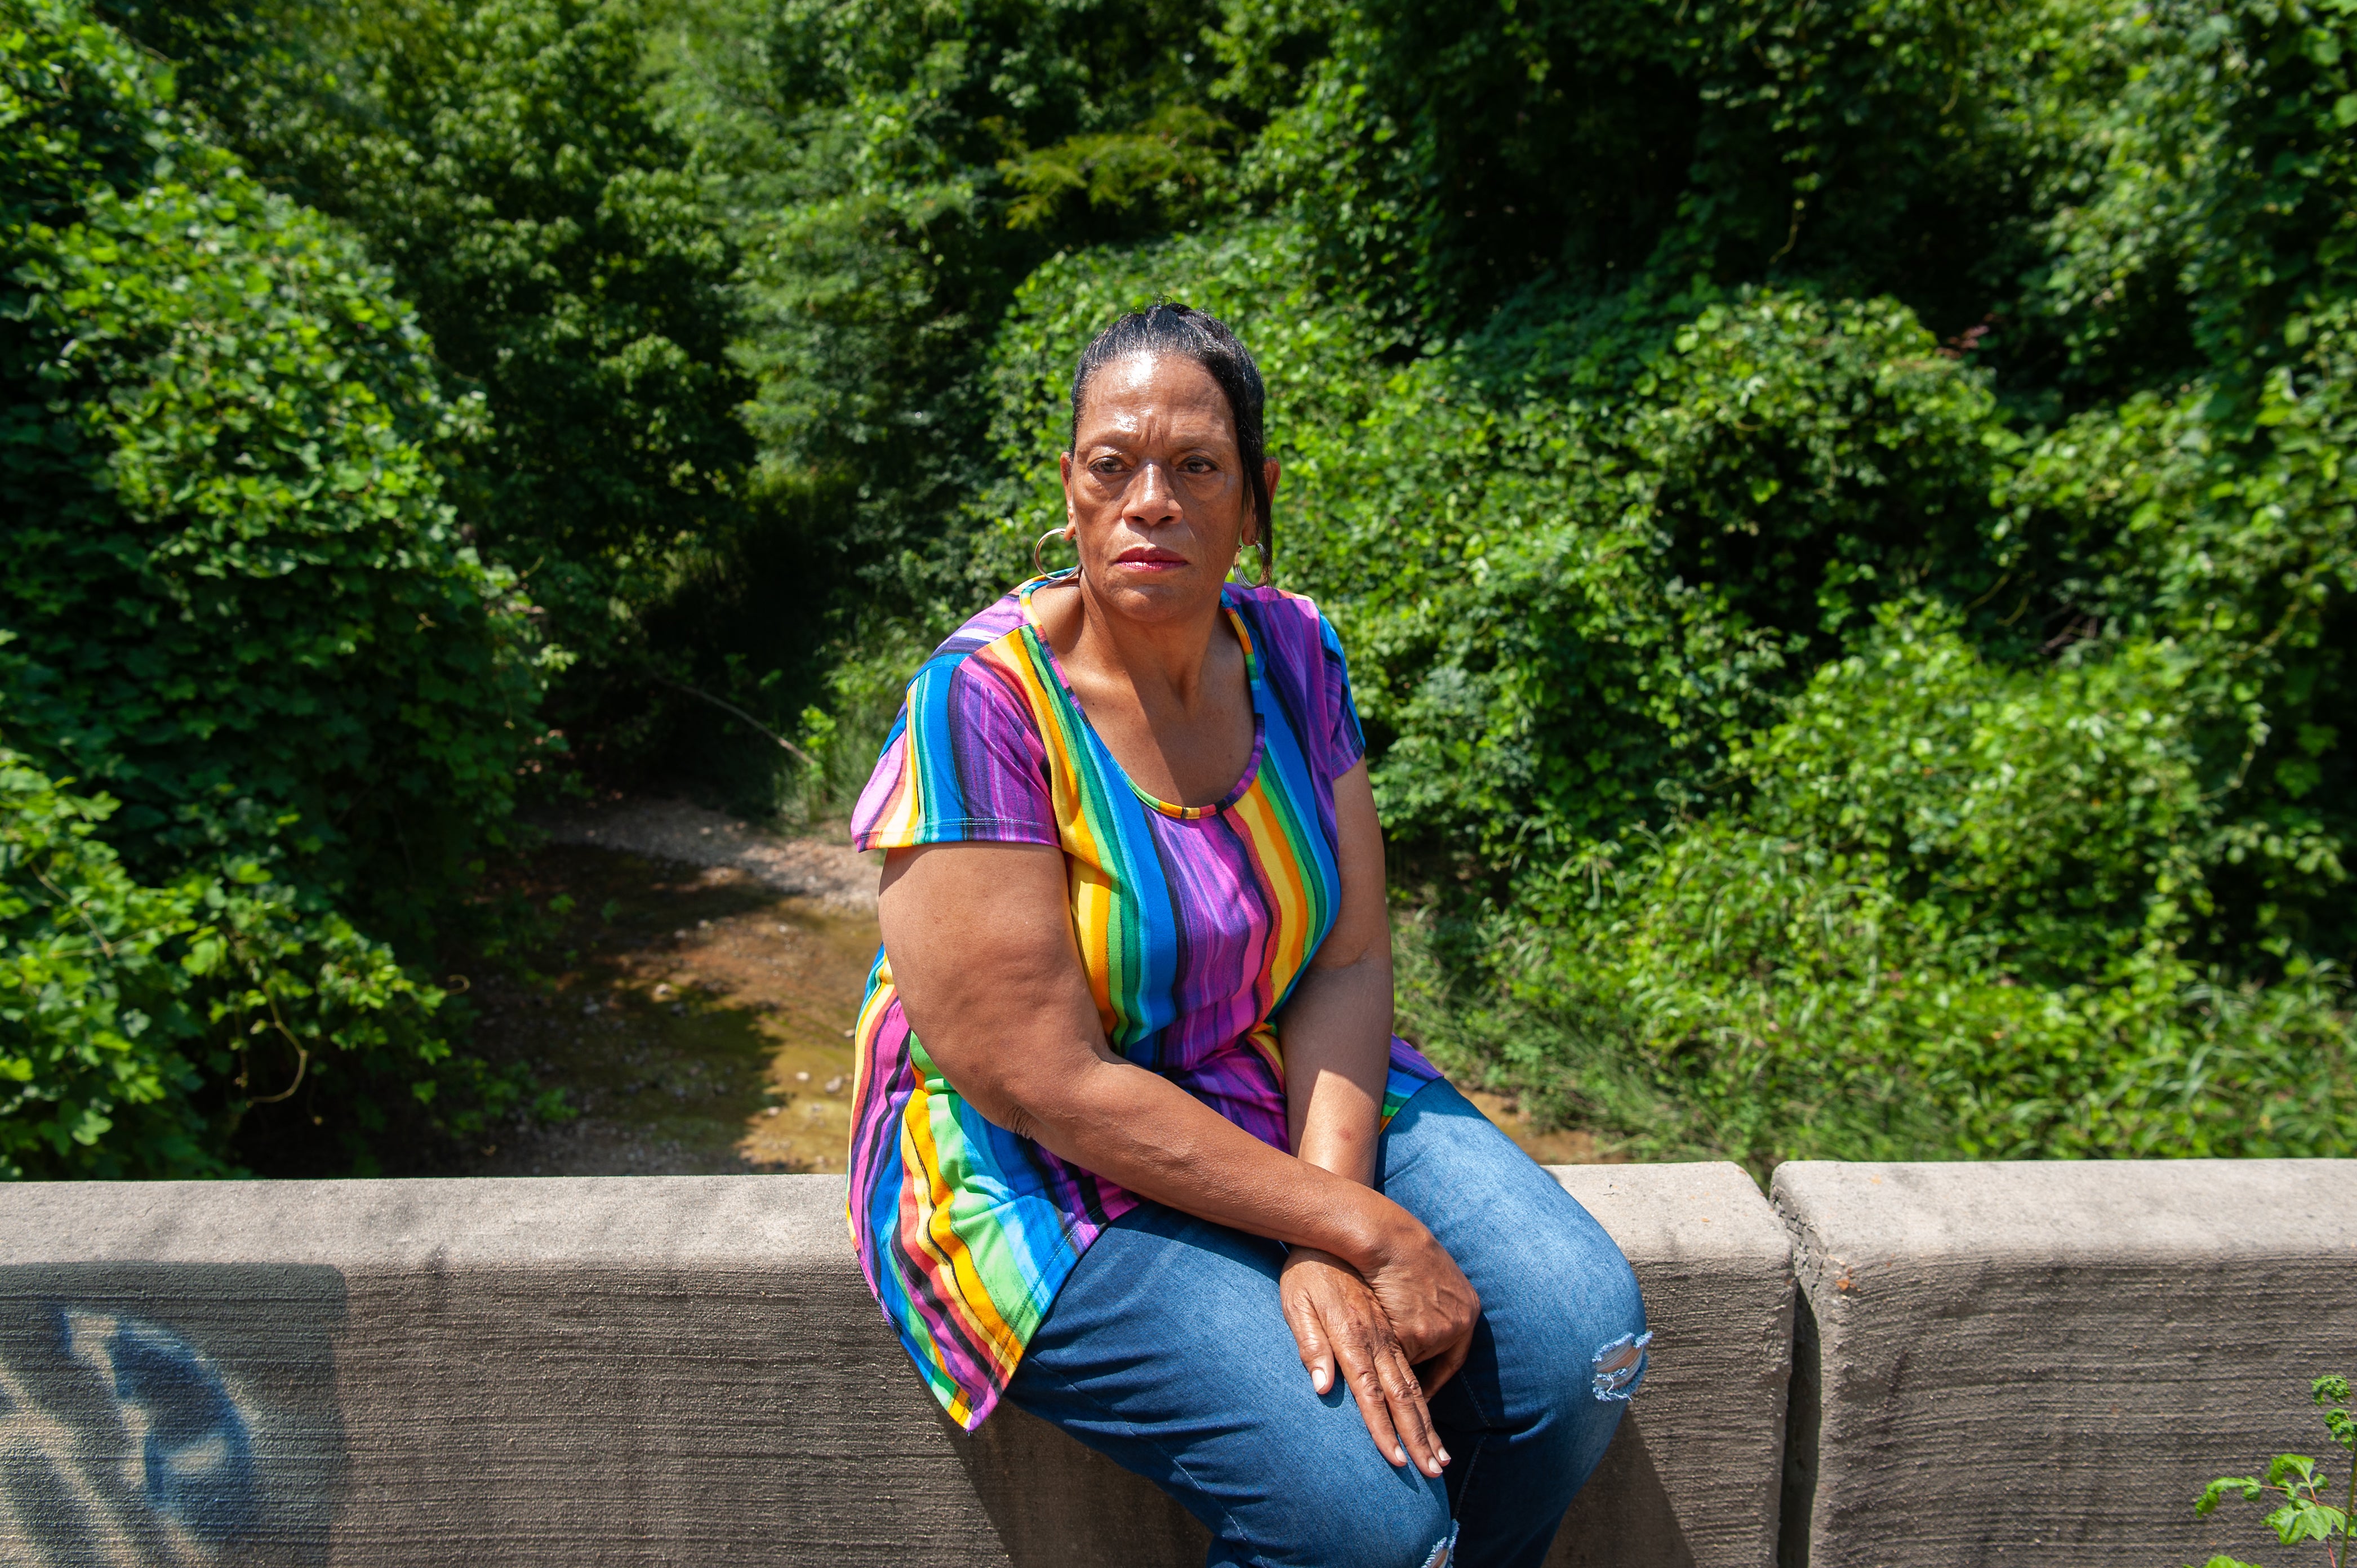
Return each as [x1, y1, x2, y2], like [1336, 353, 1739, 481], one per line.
[439, 796, 1602, 1177]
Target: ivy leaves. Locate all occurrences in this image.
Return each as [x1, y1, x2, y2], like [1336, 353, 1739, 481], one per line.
[3, 0, 544, 1173]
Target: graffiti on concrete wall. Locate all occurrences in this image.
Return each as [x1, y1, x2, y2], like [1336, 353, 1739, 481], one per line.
[0, 1308, 261, 1563]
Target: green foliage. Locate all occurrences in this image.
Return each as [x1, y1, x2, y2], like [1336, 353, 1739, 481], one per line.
[1000, 104, 1238, 231]
[2186, 1375, 2356, 1568]
[17, 0, 2354, 1177]
[2016, 0, 2357, 400]
[1314, 291, 2007, 863]
[652, 0, 1240, 585]
[93, 0, 782, 796]
[2, 0, 549, 1170]
[2, 0, 546, 932]
[99, 0, 756, 623]
[1427, 613, 2349, 1166]
[1995, 302, 2357, 959]
[293, 0, 754, 649]
[1234, 0, 2011, 329]
[2, 749, 233, 1179]
[0, 747, 453, 1178]
[1233, 0, 2357, 390]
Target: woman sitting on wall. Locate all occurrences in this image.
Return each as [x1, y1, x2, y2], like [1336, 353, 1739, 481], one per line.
[847, 304, 1648, 1568]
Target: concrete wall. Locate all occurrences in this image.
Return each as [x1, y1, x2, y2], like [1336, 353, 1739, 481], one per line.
[5, 1159, 2348, 1567]
[1773, 1159, 2357, 1568]
[0, 1163, 1793, 1568]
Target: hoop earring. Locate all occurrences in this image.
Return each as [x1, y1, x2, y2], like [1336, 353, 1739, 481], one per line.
[1232, 528, 1265, 587]
[1034, 527, 1078, 580]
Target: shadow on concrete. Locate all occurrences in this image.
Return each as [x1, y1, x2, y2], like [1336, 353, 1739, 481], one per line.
[951, 1390, 1695, 1568]
[0, 1263, 348, 1567]
[1775, 1291, 1822, 1568]
[1546, 1413, 1697, 1568]
[948, 1402, 1207, 1567]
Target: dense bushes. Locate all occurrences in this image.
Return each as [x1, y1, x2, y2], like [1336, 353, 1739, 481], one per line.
[0, 749, 443, 1178]
[3, 750, 251, 1178]
[95, 0, 758, 646]
[2, 1, 548, 1172]
[1410, 617, 2351, 1166]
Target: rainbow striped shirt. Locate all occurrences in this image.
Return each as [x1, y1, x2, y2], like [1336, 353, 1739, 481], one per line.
[846, 576, 1443, 1428]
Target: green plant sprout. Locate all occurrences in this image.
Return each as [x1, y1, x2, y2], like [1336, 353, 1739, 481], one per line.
[2186, 1377, 2355, 1568]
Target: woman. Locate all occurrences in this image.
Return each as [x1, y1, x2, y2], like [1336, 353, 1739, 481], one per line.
[848, 305, 1646, 1568]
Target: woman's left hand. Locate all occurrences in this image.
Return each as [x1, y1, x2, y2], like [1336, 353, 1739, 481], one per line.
[1278, 1246, 1470, 1478]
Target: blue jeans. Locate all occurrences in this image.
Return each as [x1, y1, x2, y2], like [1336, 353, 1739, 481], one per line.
[1004, 1080, 1648, 1568]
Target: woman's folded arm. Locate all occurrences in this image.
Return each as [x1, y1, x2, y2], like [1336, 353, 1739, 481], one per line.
[878, 833, 1478, 1476]
[879, 837, 1399, 1262]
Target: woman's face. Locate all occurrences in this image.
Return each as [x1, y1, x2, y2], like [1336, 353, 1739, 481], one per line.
[1059, 352, 1271, 624]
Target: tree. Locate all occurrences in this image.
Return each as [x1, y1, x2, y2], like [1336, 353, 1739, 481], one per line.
[3, 0, 549, 1170]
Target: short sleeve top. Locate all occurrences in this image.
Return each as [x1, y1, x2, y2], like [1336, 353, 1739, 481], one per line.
[845, 574, 1444, 1429]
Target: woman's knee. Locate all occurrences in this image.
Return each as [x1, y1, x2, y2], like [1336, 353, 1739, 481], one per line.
[1483, 1213, 1649, 1436]
[1239, 1487, 1453, 1568]
[1215, 1427, 1453, 1568]
[1582, 1241, 1649, 1396]
[1384, 1086, 1648, 1388]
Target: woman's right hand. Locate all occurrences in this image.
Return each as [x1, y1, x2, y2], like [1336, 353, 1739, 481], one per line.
[1279, 1218, 1479, 1477]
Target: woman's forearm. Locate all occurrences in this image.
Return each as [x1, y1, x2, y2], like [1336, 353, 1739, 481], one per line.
[1015, 1047, 1418, 1273]
[1275, 758, 1398, 1187]
[1278, 948, 1395, 1186]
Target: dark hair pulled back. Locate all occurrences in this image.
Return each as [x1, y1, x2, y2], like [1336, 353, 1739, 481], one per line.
[1070, 304, 1272, 586]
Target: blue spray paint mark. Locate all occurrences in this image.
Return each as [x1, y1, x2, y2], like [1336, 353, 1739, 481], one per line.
[56, 1310, 260, 1543]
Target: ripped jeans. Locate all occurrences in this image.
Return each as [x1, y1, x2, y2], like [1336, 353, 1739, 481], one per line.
[1004, 1079, 1648, 1568]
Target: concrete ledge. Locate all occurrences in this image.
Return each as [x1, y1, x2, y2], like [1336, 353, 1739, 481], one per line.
[0, 1164, 1791, 1567]
[1773, 1159, 2357, 1568]
[1548, 1164, 1794, 1568]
